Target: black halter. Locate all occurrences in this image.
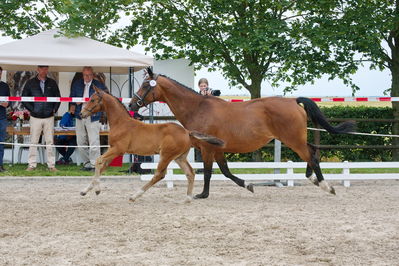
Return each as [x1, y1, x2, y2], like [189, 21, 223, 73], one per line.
[134, 75, 158, 107]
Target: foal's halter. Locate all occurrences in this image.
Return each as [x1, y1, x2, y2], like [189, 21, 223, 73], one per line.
[134, 75, 158, 107]
[84, 92, 103, 115]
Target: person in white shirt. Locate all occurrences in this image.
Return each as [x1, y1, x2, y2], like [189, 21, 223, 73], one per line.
[69, 66, 108, 171]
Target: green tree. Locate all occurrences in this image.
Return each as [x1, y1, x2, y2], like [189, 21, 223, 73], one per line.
[0, 0, 361, 99]
[296, 0, 399, 159]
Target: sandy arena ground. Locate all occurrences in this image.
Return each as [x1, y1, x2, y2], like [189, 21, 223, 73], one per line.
[0, 177, 398, 266]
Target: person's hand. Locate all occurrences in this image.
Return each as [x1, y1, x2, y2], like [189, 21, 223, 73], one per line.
[0, 102, 8, 107]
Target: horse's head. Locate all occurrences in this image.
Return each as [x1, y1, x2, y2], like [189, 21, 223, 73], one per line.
[129, 67, 160, 111]
[81, 85, 105, 118]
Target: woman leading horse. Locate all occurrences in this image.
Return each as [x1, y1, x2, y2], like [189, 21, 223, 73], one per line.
[130, 68, 355, 199]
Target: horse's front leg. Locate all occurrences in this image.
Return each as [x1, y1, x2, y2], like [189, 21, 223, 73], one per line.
[194, 149, 214, 199]
[80, 148, 120, 196]
[215, 152, 254, 193]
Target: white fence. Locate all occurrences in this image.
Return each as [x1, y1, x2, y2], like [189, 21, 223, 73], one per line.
[140, 161, 399, 188]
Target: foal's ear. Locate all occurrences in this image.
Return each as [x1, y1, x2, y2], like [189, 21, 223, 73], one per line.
[93, 85, 102, 94]
[147, 67, 154, 78]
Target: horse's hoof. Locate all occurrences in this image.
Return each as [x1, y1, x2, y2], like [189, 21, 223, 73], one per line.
[309, 174, 319, 186]
[246, 183, 254, 193]
[319, 180, 336, 195]
[129, 197, 136, 202]
[194, 193, 209, 199]
[80, 191, 86, 196]
[95, 191, 101, 196]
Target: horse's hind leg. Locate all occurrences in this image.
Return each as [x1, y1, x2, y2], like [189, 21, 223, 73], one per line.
[129, 156, 170, 202]
[174, 151, 195, 203]
[285, 140, 335, 195]
[306, 143, 319, 186]
[80, 147, 120, 196]
[215, 152, 254, 193]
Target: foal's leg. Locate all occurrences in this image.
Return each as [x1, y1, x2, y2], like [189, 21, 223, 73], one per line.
[174, 151, 195, 203]
[80, 147, 120, 196]
[215, 152, 254, 193]
[129, 156, 170, 202]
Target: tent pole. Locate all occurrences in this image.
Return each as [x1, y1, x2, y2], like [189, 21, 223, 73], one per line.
[128, 67, 134, 167]
[109, 67, 112, 93]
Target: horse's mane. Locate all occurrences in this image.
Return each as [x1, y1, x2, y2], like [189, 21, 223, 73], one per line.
[159, 74, 200, 95]
[104, 92, 131, 118]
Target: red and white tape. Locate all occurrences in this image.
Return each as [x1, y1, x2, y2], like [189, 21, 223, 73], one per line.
[1, 96, 398, 103]
[228, 97, 399, 102]
[0, 96, 131, 103]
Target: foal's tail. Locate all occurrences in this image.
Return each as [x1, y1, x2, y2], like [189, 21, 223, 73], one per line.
[296, 97, 356, 134]
[189, 131, 225, 146]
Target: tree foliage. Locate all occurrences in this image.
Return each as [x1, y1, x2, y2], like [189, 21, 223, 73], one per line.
[0, 0, 370, 99]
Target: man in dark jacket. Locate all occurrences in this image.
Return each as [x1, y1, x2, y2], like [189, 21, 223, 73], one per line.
[70, 66, 108, 171]
[22, 65, 60, 171]
[0, 66, 10, 172]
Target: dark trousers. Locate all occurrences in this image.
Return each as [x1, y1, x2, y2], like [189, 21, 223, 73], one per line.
[0, 119, 7, 165]
[55, 136, 77, 161]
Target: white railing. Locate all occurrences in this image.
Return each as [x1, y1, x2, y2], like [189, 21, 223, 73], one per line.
[140, 161, 399, 188]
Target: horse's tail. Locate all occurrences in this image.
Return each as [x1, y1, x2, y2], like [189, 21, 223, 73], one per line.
[296, 97, 356, 134]
[189, 131, 225, 147]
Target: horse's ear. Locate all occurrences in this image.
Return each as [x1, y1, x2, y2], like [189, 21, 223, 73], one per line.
[147, 67, 154, 78]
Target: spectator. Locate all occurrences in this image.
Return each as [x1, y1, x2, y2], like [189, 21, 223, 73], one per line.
[70, 66, 108, 171]
[198, 78, 221, 96]
[0, 66, 10, 172]
[55, 104, 76, 165]
[22, 65, 60, 172]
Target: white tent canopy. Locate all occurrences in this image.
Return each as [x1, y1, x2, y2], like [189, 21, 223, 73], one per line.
[0, 29, 153, 74]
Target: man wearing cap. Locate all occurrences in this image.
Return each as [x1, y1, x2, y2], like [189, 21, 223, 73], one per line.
[70, 66, 108, 171]
[22, 65, 61, 172]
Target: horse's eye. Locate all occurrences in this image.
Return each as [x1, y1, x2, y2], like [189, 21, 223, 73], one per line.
[90, 99, 94, 102]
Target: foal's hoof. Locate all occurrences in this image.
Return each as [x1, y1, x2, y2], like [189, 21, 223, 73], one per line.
[129, 197, 136, 202]
[184, 196, 193, 203]
[80, 191, 86, 196]
[95, 191, 101, 196]
[194, 193, 209, 199]
[246, 183, 254, 193]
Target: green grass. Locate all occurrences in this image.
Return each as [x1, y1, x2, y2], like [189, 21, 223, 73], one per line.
[0, 163, 139, 177]
[1, 163, 398, 177]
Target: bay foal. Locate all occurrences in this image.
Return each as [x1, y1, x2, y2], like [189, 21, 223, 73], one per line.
[130, 69, 355, 198]
[80, 86, 224, 202]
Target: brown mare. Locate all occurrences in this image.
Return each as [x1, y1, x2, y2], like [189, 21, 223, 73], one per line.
[80, 86, 224, 202]
[130, 68, 355, 199]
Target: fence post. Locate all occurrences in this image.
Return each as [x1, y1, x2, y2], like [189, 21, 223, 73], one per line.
[274, 139, 284, 187]
[287, 160, 294, 187]
[342, 160, 350, 187]
[166, 168, 174, 189]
